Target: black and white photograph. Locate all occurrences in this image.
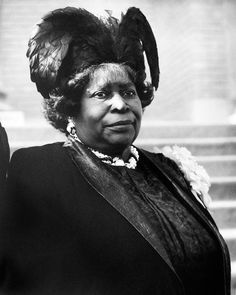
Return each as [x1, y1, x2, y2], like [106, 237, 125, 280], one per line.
[0, 0, 236, 294]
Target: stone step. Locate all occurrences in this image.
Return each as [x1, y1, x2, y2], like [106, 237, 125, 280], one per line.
[210, 200, 236, 228]
[4, 121, 236, 141]
[210, 177, 236, 200]
[138, 121, 236, 138]
[135, 137, 236, 156]
[220, 229, 236, 260]
[197, 155, 236, 177]
[231, 261, 236, 289]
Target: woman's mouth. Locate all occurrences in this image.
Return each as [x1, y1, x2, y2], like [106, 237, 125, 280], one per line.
[107, 120, 133, 127]
[105, 120, 134, 133]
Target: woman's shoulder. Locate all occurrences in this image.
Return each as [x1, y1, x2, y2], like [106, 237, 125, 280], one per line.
[11, 142, 65, 161]
[9, 142, 68, 174]
[7, 142, 76, 191]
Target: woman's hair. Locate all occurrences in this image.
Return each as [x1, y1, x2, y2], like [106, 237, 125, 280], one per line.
[43, 63, 154, 134]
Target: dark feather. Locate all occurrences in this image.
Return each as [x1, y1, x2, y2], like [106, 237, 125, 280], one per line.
[27, 7, 115, 98]
[116, 7, 159, 89]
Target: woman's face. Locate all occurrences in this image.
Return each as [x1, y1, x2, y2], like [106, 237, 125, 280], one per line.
[73, 64, 142, 156]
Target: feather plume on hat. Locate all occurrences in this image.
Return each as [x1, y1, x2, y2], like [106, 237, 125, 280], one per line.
[27, 6, 159, 105]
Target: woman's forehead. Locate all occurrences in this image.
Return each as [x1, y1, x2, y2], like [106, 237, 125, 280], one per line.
[89, 65, 134, 89]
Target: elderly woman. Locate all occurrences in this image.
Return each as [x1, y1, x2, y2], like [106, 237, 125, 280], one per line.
[0, 6, 231, 295]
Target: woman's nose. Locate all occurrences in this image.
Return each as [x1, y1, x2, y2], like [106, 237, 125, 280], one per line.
[110, 94, 129, 112]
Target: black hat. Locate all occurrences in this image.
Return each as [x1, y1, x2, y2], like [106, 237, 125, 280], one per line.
[27, 6, 159, 101]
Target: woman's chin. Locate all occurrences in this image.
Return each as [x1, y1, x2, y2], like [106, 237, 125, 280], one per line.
[103, 135, 137, 156]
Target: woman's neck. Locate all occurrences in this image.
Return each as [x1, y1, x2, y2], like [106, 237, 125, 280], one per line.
[70, 132, 132, 161]
[68, 134, 139, 169]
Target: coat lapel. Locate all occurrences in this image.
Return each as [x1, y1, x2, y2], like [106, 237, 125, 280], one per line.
[64, 140, 182, 281]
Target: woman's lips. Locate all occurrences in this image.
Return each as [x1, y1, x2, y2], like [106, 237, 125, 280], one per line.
[105, 120, 134, 132]
[107, 120, 133, 127]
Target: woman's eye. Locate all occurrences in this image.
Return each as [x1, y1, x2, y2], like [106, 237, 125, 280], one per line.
[93, 91, 107, 99]
[123, 90, 136, 98]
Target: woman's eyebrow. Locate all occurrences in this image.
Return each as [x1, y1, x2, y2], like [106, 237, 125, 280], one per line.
[119, 82, 135, 88]
[104, 82, 135, 89]
[87, 82, 134, 94]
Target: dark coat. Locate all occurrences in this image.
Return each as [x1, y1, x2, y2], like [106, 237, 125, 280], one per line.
[0, 142, 231, 295]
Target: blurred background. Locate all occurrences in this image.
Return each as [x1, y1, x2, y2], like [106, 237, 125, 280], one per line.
[1, 0, 236, 292]
[0, 0, 236, 123]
